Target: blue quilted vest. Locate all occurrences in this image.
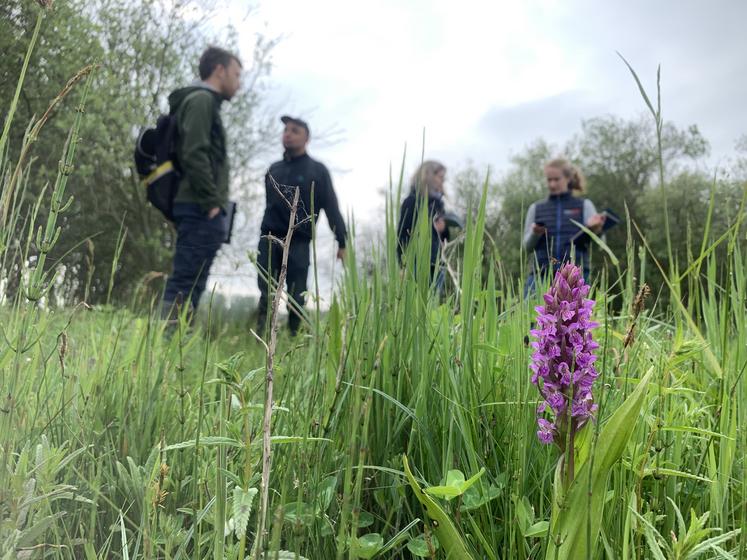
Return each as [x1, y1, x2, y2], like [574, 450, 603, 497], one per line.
[531, 192, 589, 274]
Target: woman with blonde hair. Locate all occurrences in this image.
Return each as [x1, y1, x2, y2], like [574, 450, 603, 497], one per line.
[397, 160, 449, 287]
[523, 158, 605, 295]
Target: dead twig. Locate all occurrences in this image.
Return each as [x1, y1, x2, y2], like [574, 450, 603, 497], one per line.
[253, 186, 300, 558]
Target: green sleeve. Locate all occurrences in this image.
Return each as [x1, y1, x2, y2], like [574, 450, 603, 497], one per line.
[178, 92, 221, 211]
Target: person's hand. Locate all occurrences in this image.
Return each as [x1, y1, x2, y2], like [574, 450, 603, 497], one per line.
[531, 223, 547, 235]
[586, 213, 606, 233]
[336, 248, 346, 261]
[207, 207, 221, 219]
[434, 216, 447, 233]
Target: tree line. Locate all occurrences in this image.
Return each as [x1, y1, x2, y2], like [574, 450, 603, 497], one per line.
[450, 116, 746, 302]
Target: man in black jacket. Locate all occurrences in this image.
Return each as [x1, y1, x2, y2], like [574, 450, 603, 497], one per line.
[256, 116, 347, 335]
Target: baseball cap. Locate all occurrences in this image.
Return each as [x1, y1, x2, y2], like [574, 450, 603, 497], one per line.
[281, 115, 310, 137]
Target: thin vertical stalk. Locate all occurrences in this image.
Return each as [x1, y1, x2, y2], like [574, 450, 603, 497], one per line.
[254, 187, 300, 559]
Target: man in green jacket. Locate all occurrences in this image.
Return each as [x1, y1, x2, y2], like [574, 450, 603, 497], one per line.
[162, 46, 241, 320]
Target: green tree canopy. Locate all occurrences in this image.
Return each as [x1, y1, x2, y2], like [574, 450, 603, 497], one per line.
[1, 0, 276, 305]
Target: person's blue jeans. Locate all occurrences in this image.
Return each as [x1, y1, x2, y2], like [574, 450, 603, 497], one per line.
[523, 272, 538, 299]
[256, 235, 310, 335]
[162, 203, 226, 316]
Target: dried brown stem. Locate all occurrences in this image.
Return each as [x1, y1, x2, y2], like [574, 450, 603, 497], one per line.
[254, 187, 300, 558]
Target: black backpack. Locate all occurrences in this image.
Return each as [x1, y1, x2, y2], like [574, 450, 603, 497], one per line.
[134, 113, 181, 221]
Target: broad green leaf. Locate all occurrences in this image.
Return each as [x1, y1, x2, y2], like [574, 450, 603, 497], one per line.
[425, 468, 486, 501]
[403, 455, 473, 559]
[358, 511, 374, 529]
[322, 512, 373, 535]
[425, 470, 465, 499]
[317, 475, 338, 512]
[283, 501, 316, 527]
[445, 470, 466, 487]
[460, 483, 502, 512]
[572, 423, 593, 467]
[352, 532, 383, 559]
[407, 534, 440, 557]
[358, 510, 375, 528]
[546, 369, 652, 560]
[232, 486, 257, 539]
[524, 521, 549, 538]
[515, 497, 534, 535]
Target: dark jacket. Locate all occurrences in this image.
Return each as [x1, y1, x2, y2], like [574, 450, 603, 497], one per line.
[261, 153, 347, 248]
[168, 85, 228, 212]
[397, 192, 448, 266]
[526, 191, 589, 272]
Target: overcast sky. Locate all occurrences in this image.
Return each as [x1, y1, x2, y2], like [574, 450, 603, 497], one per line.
[209, 0, 747, 299]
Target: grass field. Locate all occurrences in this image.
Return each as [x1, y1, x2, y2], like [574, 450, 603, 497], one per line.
[2, 183, 747, 559]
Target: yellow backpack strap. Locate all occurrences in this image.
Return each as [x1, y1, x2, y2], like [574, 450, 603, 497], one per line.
[142, 160, 174, 187]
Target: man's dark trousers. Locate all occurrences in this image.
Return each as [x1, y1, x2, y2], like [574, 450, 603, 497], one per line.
[256, 235, 310, 335]
[163, 203, 226, 316]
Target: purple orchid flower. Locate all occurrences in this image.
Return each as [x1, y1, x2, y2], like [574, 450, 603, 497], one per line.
[530, 264, 599, 449]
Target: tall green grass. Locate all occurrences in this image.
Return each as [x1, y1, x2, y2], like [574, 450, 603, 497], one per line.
[2, 175, 745, 558]
[2, 7, 746, 558]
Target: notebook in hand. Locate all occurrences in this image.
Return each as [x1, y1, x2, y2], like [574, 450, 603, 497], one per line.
[571, 208, 620, 247]
[442, 211, 465, 230]
[223, 201, 237, 244]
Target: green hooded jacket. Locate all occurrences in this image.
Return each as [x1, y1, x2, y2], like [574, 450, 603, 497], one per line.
[168, 85, 229, 212]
